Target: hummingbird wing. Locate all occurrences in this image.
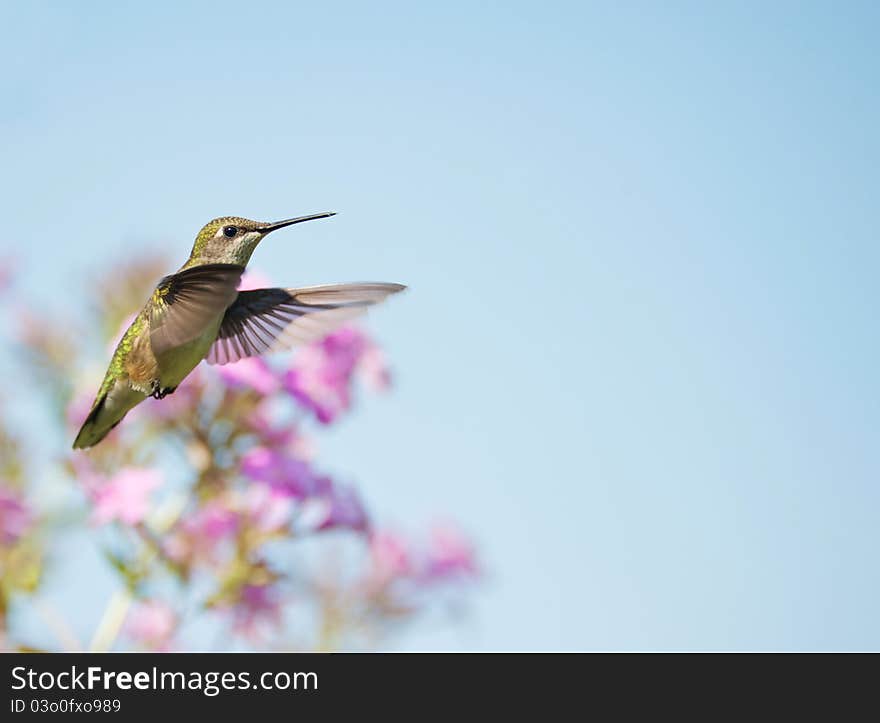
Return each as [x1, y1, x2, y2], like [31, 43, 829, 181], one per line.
[149, 264, 245, 356]
[206, 282, 406, 365]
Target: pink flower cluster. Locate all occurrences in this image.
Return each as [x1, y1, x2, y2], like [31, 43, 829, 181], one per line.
[125, 600, 176, 650]
[226, 584, 283, 641]
[239, 446, 369, 534]
[51, 267, 480, 651]
[364, 523, 480, 598]
[284, 328, 390, 424]
[72, 461, 162, 527]
[92, 468, 163, 526]
[0, 487, 32, 544]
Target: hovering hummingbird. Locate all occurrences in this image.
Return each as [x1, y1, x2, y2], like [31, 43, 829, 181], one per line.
[73, 212, 405, 449]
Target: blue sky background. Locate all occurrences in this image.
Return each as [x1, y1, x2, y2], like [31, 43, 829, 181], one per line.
[1, 1, 878, 649]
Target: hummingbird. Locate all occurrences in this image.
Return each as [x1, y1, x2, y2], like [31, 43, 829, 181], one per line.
[73, 212, 405, 449]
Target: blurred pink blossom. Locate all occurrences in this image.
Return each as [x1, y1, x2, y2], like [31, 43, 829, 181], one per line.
[125, 600, 176, 650]
[245, 401, 308, 454]
[68, 456, 104, 497]
[167, 499, 239, 565]
[301, 482, 370, 534]
[217, 357, 279, 396]
[366, 530, 413, 589]
[242, 485, 294, 533]
[240, 447, 317, 498]
[357, 345, 392, 392]
[227, 584, 283, 641]
[0, 488, 32, 544]
[90, 467, 163, 526]
[423, 523, 479, 580]
[283, 327, 372, 424]
[187, 501, 239, 540]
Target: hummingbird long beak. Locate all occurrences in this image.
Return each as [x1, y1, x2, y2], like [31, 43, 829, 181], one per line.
[260, 212, 336, 234]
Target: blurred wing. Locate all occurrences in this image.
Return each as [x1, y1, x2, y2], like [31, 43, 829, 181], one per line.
[206, 282, 406, 365]
[149, 264, 244, 356]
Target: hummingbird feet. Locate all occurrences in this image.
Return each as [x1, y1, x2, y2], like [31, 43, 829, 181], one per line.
[150, 381, 177, 400]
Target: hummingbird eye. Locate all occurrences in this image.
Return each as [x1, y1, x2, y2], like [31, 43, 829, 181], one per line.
[222, 225, 238, 238]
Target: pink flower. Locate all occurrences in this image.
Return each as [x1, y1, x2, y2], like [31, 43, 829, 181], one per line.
[240, 447, 317, 498]
[369, 530, 413, 582]
[358, 345, 392, 392]
[423, 523, 479, 580]
[246, 402, 299, 449]
[301, 481, 369, 534]
[90, 467, 163, 526]
[227, 584, 283, 642]
[167, 499, 239, 565]
[69, 455, 104, 494]
[125, 600, 177, 650]
[283, 327, 372, 424]
[187, 501, 239, 540]
[217, 357, 279, 396]
[247, 402, 316, 458]
[0, 488, 32, 544]
[241, 485, 293, 533]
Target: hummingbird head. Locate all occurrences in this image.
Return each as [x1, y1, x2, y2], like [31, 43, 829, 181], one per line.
[187, 212, 336, 267]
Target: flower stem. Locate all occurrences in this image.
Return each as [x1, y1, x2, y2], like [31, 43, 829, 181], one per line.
[88, 588, 132, 652]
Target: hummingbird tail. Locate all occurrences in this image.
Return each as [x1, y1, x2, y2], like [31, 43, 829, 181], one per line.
[72, 396, 115, 449]
[72, 382, 144, 449]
